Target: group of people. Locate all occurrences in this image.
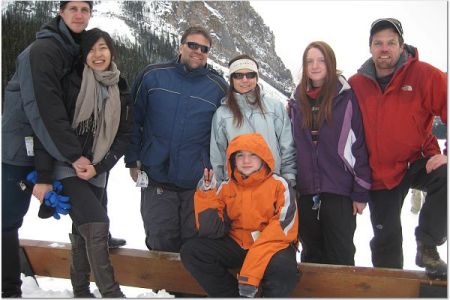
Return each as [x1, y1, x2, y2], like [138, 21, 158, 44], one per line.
[1, 1, 447, 298]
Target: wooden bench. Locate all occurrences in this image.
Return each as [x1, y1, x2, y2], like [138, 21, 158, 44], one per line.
[20, 239, 447, 297]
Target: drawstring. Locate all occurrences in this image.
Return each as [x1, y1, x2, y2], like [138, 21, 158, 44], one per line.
[312, 194, 321, 220]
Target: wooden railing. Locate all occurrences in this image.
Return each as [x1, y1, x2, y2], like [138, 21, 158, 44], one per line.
[19, 239, 447, 297]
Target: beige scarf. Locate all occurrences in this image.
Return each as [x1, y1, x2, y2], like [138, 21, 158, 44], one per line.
[72, 62, 121, 164]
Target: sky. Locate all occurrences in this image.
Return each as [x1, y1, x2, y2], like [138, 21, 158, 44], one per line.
[250, 0, 448, 82]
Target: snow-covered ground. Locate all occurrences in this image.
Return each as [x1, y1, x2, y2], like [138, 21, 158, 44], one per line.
[17, 141, 447, 297]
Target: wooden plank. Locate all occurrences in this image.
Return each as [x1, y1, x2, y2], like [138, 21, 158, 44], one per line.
[20, 239, 446, 297]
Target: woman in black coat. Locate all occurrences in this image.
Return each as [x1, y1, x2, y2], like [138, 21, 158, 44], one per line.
[32, 28, 132, 297]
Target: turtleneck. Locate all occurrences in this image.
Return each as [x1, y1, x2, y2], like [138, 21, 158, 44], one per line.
[65, 27, 82, 44]
[234, 89, 257, 105]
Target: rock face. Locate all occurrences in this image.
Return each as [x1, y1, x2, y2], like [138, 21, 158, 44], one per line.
[2, 1, 294, 95]
[110, 1, 295, 95]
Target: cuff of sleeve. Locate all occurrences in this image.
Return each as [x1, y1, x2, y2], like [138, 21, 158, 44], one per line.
[36, 172, 53, 184]
[350, 191, 370, 203]
[238, 273, 261, 287]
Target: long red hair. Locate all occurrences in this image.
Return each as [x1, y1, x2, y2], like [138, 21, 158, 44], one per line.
[295, 41, 339, 129]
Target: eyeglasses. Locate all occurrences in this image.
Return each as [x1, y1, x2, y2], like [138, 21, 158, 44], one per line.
[185, 42, 210, 54]
[231, 72, 258, 80]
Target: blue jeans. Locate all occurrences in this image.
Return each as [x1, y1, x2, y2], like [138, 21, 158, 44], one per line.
[2, 163, 34, 297]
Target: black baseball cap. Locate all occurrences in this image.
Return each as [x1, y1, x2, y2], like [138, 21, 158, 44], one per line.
[370, 18, 403, 38]
[60, 1, 93, 10]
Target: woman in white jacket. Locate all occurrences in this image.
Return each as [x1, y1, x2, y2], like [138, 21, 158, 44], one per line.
[210, 54, 296, 185]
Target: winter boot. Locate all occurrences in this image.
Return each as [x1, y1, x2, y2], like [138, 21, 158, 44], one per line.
[69, 233, 95, 298]
[415, 241, 447, 278]
[108, 233, 126, 249]
[2, 231, 22, 298]
[78, 223, 125, 298]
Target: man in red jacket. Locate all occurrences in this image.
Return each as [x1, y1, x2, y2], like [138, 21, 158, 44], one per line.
[349, 18, 447, 278]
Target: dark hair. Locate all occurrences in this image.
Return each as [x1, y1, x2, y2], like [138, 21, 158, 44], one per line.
[226, 54, 264, 127]
[80, 28, 116, 65]
[180, 26, 212, 47]
[60, 1, 93, 11]
[296, 41, 338, 129]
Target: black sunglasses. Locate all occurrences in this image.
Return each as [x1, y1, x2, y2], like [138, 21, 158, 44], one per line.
[185, 42, 210, 54]
[231, 72, 258, 80]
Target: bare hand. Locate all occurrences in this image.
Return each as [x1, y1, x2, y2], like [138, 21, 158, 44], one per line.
[130, 167, 140, 182]
[203, 168, 214, 188]
[352, 201, 367, 215]
[76, 164, 97, 181]
[72, 156, 91, 173]
[200, 168, 217, 191]
[426, 154, 447, 174]
[32, 183, 53, 203]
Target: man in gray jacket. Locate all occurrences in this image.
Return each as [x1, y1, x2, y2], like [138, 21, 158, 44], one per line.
[1, 2, 92, 297]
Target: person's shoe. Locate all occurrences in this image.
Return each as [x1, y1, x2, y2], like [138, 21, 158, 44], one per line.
[416, 241, 447, 278]
[108, 234, 126, 249]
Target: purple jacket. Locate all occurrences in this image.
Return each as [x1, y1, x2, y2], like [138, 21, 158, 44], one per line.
[288, 76, 371, 203]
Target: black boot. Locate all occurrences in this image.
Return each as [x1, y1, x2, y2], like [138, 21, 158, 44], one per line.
[108, 233, 126, 249]
[69, 233, 95, 298]
[416, 241, 447, 278]
[2, 231, 22, 298]
[78, 223, 125, 298]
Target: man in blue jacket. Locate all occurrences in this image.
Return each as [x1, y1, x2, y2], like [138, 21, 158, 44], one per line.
[126, 26, 227, 252]
[1, 2, 92, 297]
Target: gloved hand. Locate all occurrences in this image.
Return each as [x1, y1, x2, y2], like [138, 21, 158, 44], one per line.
[44, 191, 71, 219]
[239, 283, 258, 298]
[25, 171, 71, 220]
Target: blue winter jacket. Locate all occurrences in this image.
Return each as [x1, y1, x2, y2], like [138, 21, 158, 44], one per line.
[288, 76, 371, 203]
[125, 58, 228, 189]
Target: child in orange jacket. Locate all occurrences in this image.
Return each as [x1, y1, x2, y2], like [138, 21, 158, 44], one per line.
[180, 133, 299, 297]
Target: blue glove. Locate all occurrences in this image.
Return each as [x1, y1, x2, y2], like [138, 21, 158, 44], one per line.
[52, 180, 63, 193]
[25, 171, 71, 220]
[26, 170, 38, 184]
[239, 283, 258, 298]
[44, 192, 71, 220]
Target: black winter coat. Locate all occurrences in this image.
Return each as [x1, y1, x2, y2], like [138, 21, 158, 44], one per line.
[34, 64, 133, 184]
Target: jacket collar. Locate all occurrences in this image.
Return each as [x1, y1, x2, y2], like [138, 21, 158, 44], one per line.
[357, 44, 417, 81]
[174, 55, 209, 77]
[35, 16, 80, 57]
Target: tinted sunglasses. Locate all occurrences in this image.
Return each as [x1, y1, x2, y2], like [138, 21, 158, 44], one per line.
[185, 42, 210, 54]
[231, 72, 258, 80]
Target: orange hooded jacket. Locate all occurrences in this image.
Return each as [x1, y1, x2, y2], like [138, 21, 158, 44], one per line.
[194, 133, 298, 288]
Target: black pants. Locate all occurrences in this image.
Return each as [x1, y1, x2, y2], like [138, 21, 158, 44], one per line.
[60, 177, 108, 234]
[2, 163, 33, 297]
[180, 236, 299, 297]
[369, 157, 447, 269]
[298, 193, 356, 265]
[140, 185, 197, 252]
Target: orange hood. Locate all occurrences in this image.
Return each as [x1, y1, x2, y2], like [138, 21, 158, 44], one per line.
[226, 133, 275, 178]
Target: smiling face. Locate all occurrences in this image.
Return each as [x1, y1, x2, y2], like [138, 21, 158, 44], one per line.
[179, 33, 210, 70]
[86, 37, 111, 71]
[232, 68, 258, 94]
[235, 150, 263, 177]
[370, 28, 404, 77]
[306, 47, 327, 87]
[59, 2, 91, 34]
